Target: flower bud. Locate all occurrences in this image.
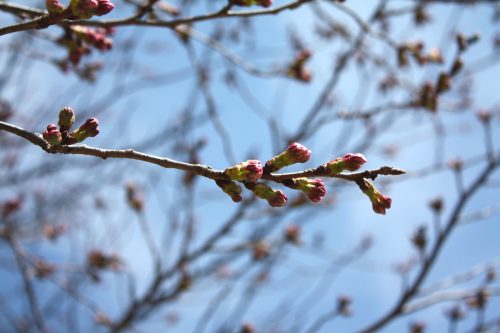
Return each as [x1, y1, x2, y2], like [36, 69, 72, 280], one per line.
[246, 182, 287, 207]
[359, 179, 392, 215]
[436, 72, 451, 94]
[284, 178, 326, 203]
[284, 224, 301, 245]
[58, 106, 75, 131]
[95, 0, 114, 16]
[215, 180, 243, 202]
[71, 117, 100, 142]
[264, 142, 311, 173]
[224, 160, 263, 182]
[323, 153, 367, 175]
[43, 124, 62, 145]
[70, 0, 98, 18]
[46, 0, 65, 14]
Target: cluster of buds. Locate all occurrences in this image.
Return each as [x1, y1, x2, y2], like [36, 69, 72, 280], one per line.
[287, 49, 312, 82]
[320, 153, 367, 175]
[69, 0, 115, 19]
[59, 26, 114, 67]
[397, 41, 443, 67]
[245, 182, 287, 207]
[282, 178, 326, 203]
[224, 160, 263, 182]
[230, 0, 272, 8]
[42, 107, 100, 145]
[359, 179, 392, 215]
[215, 143, 393, 213]
[264, 142, 311, 173]
[215, 180, 243, 202]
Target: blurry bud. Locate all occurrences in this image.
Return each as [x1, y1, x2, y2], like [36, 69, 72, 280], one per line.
[410, 321, 426, 333]
[288, 50, 312, 82]
[436, 73, 451, 94]
[397, 47, 409, 67]
[34, 260, 55, 279]
[252, 242, 270, 261]
[359, 179, 392, 215]
[95, 313, 113, 327]
[71, 117, 99, 143]
[95, 0, 114, 16]
[157, 2, 180, 16]
[246, 182, 287, 207]
[428, 197, 444, 214]
[445, 305, 466, 322]
[70, 0, 99, 18]
[414, 5, 431, 26]
[2, 196, 22, 218]
[486, 267, 496, 283]
[283, 178, 326, 203]
[418, 82, 437, 112]
[467, 288, 489, 309]
[215, 179, 243, 203]
[179, 273, 192, 291]
[87, 250, 122, 271]
[58, 106, 75, 131]
[337, 296, 352, 316]
[126, 183, 144, 212]
[426, 48, 443, 64]
[456, 33, 480, 52]
[476, 110, 491, 124]
[240, 323, 255, 333]
[0, 99, 13, 121]
[323, 153, 367, 175]
[43, 224, 67, 241]
[224, 160, 263, 182]
[46, 0, 65, 14]
[448, 158, 463, 171]
[264, 142, 311, 173]
[411, 226, 427, 253]
[450, 58, 463, 77]
[43, 124, 62, 145]
[284, 224, 301, 245]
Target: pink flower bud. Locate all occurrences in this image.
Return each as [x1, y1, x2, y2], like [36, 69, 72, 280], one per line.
[247, 182, 287, 207]
[224, 160, 263, 182]
[43, 124, 62, 145]
[295, 178, 326, 203]
[95, 0, 114, 16]
[70, 0, 98, 18]
[46, 0, 65, 14]
[215, 180, 243, 202]
[71, 117, 100, 142]
[257, 0, 272, 7]
[342, 153, 367, 171]
[267, 189, 287, 207]
[360, 179, 392, 215]
[324, 153, 367, 175]
[264, 142, 311, 173]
